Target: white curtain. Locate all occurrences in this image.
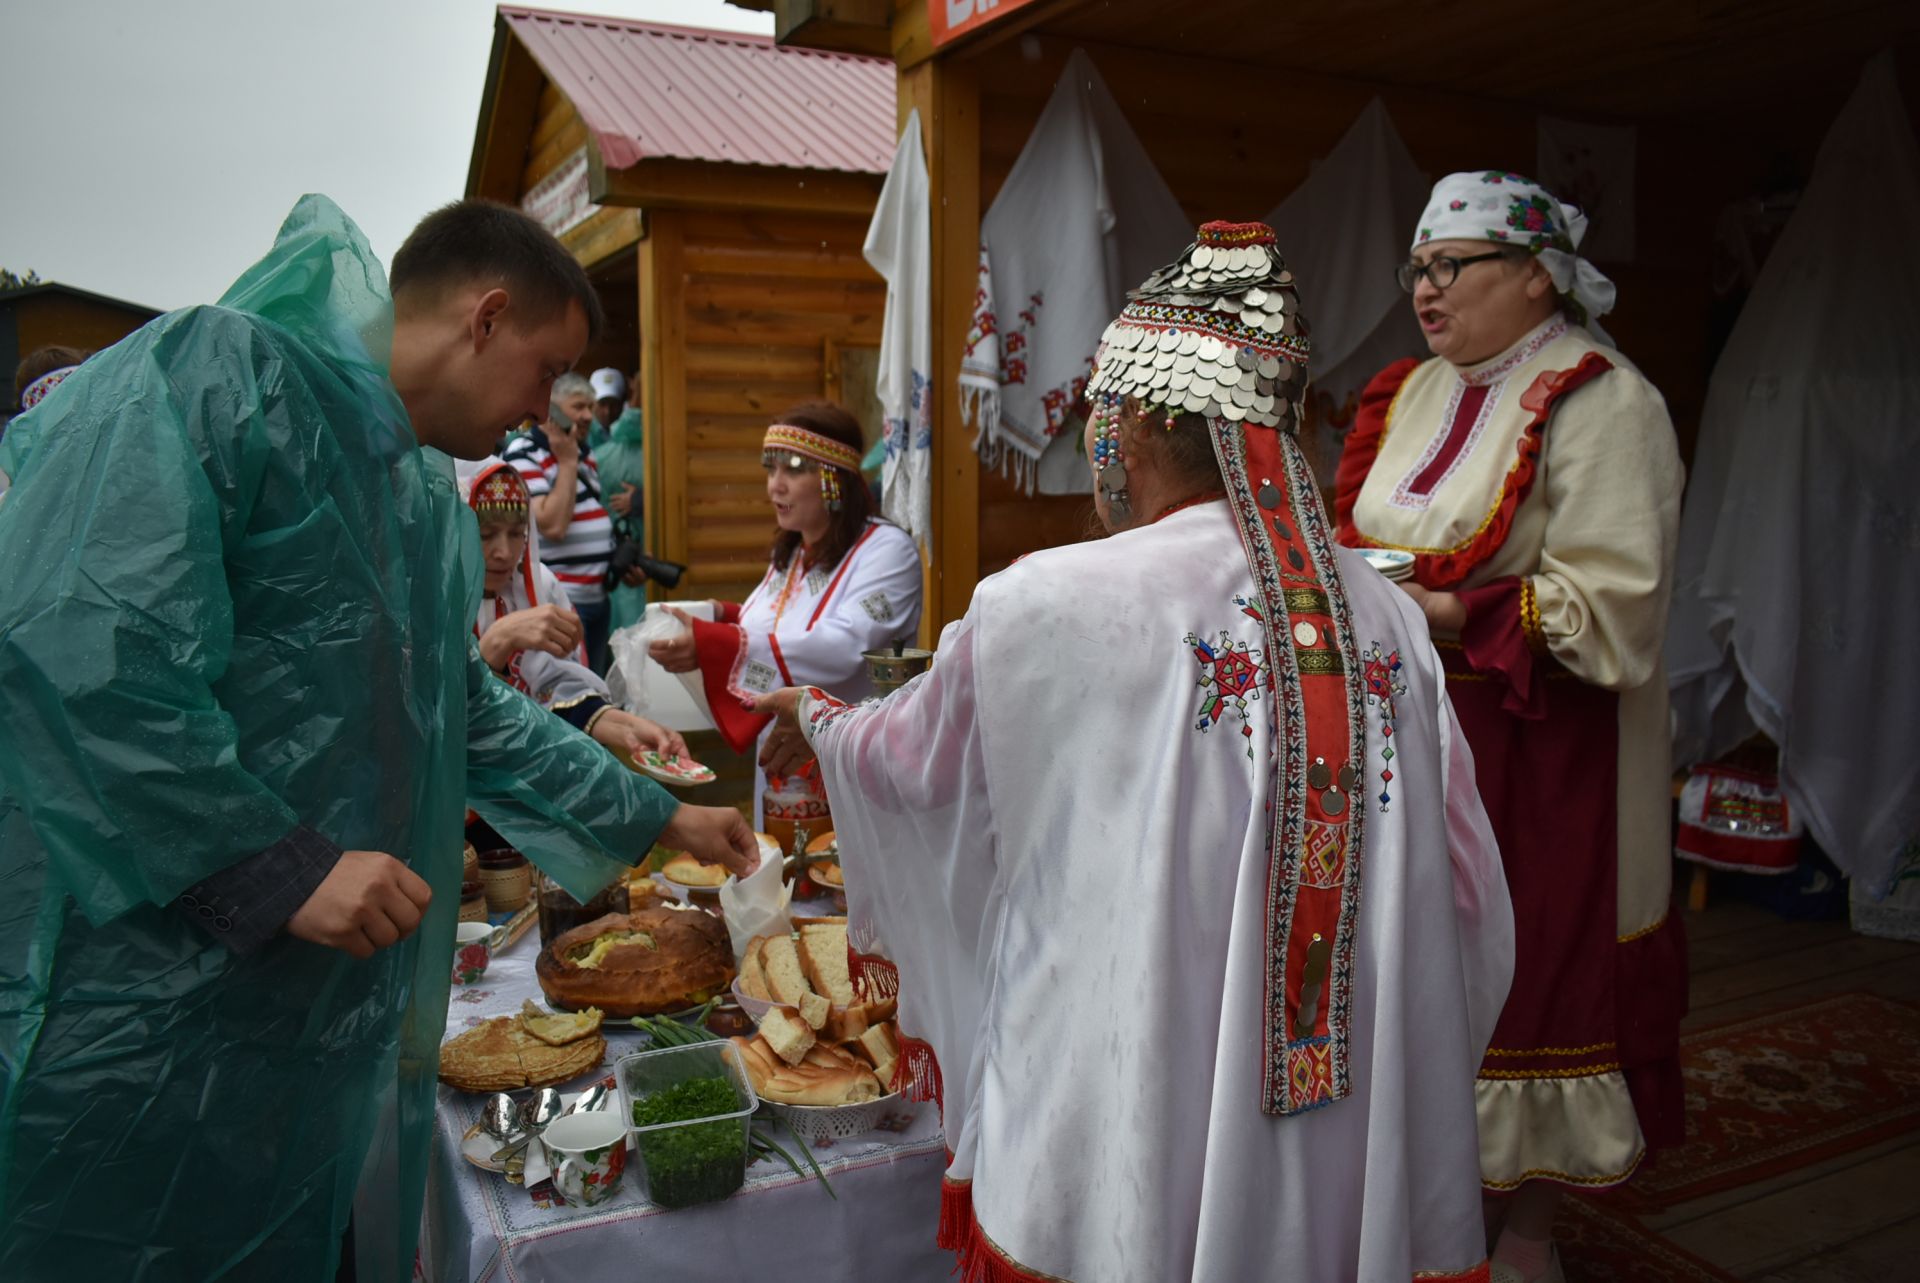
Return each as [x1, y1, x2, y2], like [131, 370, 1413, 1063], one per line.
[1667, 54, 1920, 898]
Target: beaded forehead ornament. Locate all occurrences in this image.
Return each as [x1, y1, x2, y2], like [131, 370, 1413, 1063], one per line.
[763, 423, 862, 511]
[467, 463, 529, 518]
[1090, 222, 1370, 1121]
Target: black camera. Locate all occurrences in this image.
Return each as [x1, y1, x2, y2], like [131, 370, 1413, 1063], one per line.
[604, 516, 686, 591]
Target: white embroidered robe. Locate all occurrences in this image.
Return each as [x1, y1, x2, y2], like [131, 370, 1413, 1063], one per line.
[802, 502, 1512, 1282]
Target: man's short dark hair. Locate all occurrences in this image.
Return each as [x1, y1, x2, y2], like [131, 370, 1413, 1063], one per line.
[391, 199, 605, 341]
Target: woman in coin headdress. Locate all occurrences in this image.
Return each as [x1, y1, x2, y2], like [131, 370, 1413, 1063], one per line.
[460, 456, 686, 761]
[647, 402, 921, 832]
[1336, 172, 1685, 1281]
[747, 222, 1514, 1282]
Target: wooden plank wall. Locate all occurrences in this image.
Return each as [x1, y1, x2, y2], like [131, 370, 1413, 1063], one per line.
[512, 76, 887, 610]
[649, 207, 887, 608]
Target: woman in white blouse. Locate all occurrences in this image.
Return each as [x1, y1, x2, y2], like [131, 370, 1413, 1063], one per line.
[650, 402, 921, 829]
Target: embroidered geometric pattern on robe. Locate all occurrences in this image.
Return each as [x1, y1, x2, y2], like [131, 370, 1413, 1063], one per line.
[1301, 820, 1349, 888]
[1183, 614, 1267, 758]
[1362, 643, 1408, 811]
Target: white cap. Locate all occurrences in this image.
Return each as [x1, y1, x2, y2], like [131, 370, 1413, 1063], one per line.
[589, 368, 627, 401]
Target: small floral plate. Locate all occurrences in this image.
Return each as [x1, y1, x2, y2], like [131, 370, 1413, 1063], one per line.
[632, 751, 717, 786]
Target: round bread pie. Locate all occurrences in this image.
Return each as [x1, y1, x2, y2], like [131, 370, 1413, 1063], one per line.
[536, 908, 735, 1017]
[812, 861, 844, 888]
[661, 852, 729, 888]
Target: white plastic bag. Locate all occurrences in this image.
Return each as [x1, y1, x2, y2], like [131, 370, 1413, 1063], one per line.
[607, 603, 717, 732]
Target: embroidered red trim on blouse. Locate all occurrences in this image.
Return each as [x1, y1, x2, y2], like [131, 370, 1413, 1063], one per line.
[1337, 353, 1614, 589]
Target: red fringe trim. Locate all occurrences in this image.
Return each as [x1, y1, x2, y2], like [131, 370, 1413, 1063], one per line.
[1414, 1264, 1491, 1282]
[1335, 353, 1615, 591]
[942, 1172, 1489, 1282]
[892, 1035, 944, 1111]
[937, 1172, 971, 1253]
[940, 1179, 1066, 1282]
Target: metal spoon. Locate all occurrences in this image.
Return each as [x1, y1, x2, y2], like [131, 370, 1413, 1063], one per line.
[480, 1093, 524, 1146]
[491, 1088, 563, 1163]
[496, 1081, 612, 1166]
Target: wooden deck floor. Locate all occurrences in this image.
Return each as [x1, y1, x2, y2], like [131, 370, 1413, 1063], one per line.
[1651, 896, 1920, 1280]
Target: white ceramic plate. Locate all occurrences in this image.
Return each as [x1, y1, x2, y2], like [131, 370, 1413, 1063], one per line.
[1358, 549, 1415, 580]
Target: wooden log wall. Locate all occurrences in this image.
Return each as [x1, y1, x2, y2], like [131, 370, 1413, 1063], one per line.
[644, 207, 887, 609]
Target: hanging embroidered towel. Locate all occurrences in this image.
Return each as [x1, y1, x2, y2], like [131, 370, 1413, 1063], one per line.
[863, 110, 934, 555]
[957, 48, 1188, 493]
[1262, 99, 1429, 482]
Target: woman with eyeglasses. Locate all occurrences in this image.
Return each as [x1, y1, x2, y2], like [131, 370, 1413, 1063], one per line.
[647, 402, 921, 838]
[1335, 172, 1685, 1283]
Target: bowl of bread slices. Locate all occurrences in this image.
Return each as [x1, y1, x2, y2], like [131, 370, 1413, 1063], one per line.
[727, 916, 909, 1143]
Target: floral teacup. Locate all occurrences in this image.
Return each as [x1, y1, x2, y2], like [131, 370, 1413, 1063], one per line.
[543, 1110, 628, 1207]
[452, 922, 492, 985]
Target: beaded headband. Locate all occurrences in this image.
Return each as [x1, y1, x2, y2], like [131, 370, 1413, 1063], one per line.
[762, 423, 863, 473]
[468, 463, 529, 518]
[19, 365, 78, 413]
[1085, 221, 1311, 431]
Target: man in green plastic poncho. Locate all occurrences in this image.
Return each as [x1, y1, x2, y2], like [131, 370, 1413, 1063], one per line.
[0, 196, 757, 1282]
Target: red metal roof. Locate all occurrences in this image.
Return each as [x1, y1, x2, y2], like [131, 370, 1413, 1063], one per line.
[499, 6, 896, 175]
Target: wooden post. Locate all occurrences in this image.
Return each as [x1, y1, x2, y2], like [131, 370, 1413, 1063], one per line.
[901, 49, 981, 637]
[638, 209, 689, 599]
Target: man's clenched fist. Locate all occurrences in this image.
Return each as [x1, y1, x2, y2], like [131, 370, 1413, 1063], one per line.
[287, 850, 434, 959]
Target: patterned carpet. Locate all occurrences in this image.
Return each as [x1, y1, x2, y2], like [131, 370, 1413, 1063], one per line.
[1630, 991, 1920, 1207]
[1556, 1196, 1738, 1283]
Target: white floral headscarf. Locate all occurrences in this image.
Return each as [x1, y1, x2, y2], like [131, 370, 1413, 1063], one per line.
[1413, 170, 1617, 326]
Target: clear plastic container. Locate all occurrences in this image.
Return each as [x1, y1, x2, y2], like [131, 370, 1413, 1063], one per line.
[616, 1041, 758, 1208]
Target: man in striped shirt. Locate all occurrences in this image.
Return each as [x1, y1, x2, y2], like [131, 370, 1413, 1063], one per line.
[503, 370, 633, 671]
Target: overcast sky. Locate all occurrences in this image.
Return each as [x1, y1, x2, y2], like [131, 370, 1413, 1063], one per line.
[0, 1, 775, 311]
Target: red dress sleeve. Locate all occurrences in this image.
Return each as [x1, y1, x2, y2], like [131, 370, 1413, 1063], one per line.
[1335, 358, 1421, 544]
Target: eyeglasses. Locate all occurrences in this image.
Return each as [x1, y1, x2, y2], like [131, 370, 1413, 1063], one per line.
[1395, 250, 1512, 294]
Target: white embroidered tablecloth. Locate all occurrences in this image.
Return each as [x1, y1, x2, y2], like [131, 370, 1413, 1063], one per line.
[419, 922, 949, 1282]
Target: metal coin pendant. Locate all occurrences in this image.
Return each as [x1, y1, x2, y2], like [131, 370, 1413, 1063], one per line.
[1321, 786, 1348, 817]
[1099, 463, 1128, 490]
[1337, 764, 1359, 793]
[1257, 479, 1282, 510]
[1307, 757, 1332, 790]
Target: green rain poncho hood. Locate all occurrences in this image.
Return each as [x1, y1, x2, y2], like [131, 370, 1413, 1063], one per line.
[0, 196, 677, 1280]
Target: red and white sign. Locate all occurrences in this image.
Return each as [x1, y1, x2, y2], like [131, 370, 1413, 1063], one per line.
[929, 0, 1046, 48]
[521, 146, 593, 239]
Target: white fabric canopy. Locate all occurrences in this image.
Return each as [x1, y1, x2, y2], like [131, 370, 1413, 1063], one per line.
[1262, 99, 1428, 483]
[957, 48, 1190, 494]
[1667, 54, 1920, 896]
[863, 110, 934, 554]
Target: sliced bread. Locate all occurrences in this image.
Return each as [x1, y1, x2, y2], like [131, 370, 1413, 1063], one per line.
[760, 934, 812, 1008]
[797, 922, 856, 1007]
[758, 1004, 817, 1067]
[857, 1021, 901, 1090]
[738, 936, 770, 1002]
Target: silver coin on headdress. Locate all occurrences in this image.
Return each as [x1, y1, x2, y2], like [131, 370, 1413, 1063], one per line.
[1088, 221, 1311, 430]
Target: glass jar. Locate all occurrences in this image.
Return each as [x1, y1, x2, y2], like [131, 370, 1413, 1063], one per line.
[537, 876, 630, 950]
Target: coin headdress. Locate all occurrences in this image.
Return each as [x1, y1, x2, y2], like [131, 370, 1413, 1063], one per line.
[1087, 221, 1371, 1118]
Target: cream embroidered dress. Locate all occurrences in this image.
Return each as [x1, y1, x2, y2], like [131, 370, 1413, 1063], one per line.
[1339, 314, 1687, 1190]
